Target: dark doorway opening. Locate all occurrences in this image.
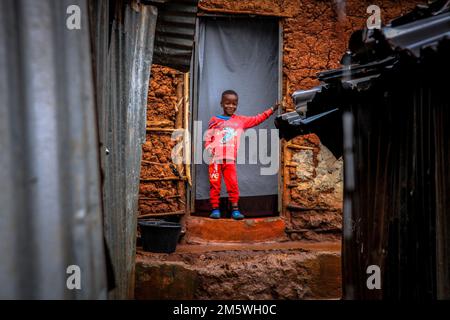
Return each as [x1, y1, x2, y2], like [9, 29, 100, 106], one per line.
[191, 16, 281, 218]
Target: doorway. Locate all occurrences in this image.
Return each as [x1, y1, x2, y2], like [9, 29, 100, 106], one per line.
[191, 16, 281, 218]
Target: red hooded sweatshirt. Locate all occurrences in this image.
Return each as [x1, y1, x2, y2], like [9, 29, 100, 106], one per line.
[204, 108, 274, 162]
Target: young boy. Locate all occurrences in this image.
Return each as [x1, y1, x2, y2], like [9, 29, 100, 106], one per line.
[204, 90, 279, 220]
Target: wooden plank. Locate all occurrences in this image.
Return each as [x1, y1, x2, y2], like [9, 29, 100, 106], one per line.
[286, 144, 315, 151]
[282, 141, 291, 218]
[184, 72, 192, 187]
[287, 203, 330, 211]
[141, 160, 170, 166]
[147, 120, 174, 127]
[146, 127, 176, 133]
[175, 74, 185, 206]
[140, 176, 187, 182]
[197, 4, 293, 18]
[285, 162, 299, 167]
[138, 210, 185, 218]
[175, 79, 183, 129]
[139, 195, 181, 200]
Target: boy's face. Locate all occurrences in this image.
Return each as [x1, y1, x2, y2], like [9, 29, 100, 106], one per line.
[221, 93, 238, 116]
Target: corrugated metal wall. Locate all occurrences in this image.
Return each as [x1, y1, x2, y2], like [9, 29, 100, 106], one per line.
[89, 0, 158, 299]
[341, 49, 450, 298]
[0, 0, 106, 299]
[279, 6, 450, 299]
[338, 19, 450, 299]
[90, 0, 197, 299]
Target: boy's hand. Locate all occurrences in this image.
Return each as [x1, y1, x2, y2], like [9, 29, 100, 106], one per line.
[271, 102, 282, 112]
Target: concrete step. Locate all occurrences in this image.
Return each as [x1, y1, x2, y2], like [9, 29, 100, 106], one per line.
[184, 216, 288, 243]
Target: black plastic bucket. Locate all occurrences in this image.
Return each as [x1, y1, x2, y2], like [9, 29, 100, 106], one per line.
[138, 220, 182, 253]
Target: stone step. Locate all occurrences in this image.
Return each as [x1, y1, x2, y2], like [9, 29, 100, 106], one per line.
[175, 241, 341, 253]
[135, 240, 341, 300]
[184, 216, 288, 243]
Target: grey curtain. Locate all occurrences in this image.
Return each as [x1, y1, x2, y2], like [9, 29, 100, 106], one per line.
[195, 17, 279, 200]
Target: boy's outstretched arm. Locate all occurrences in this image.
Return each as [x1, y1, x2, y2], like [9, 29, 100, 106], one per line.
[242, 103, 280, 129]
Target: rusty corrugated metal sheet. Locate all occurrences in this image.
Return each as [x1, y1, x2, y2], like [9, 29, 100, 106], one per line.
[339, 60, 450, 299]
[277, 2, 450, 299]
[152, 0, 199, 72]
[89, 0, 158, 299]
[0, 0, 106, 299]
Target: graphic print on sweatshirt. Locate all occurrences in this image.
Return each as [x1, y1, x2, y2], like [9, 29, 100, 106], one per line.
[220, 127, 237, 144]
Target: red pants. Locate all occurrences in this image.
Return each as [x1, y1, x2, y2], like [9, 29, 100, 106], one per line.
[209, 161, 239, 208]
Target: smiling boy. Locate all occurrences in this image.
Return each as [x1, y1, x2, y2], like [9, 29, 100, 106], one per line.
[204, 90, 279, 220]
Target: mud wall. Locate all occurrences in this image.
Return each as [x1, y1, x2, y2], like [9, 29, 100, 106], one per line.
[140, 0, 420, 238]
[281, 0, 417, 240]
[139, 65, 187, 217]
[198, 0, 419, 241]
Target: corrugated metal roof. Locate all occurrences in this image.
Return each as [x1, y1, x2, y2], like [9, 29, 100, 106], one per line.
[152, 0, 199, 72]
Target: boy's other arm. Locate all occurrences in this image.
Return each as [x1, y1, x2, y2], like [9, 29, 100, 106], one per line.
[204, 130, 213, 151]
[204, 119, 218, 152]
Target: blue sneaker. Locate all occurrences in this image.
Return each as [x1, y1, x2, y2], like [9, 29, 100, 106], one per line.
[209, 209, 221, 219]
[231, 210, 244, 220]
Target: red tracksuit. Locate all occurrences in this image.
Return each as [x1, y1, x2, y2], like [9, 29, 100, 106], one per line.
[204, 108, 274, 208]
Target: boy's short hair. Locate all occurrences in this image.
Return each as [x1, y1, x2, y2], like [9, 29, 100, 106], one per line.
[221, 90, 238, 100]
